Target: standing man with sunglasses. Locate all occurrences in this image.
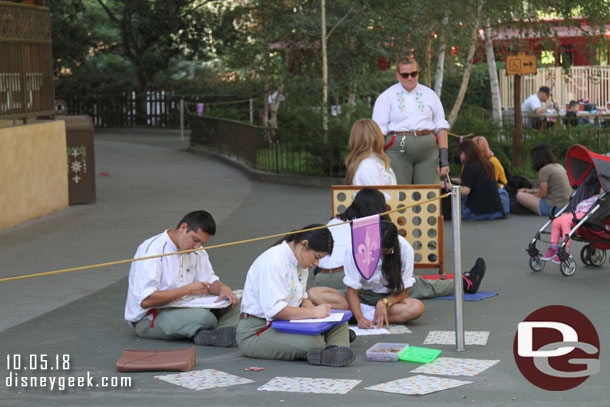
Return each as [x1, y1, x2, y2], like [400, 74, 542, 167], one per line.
[372, 56, 450, 185]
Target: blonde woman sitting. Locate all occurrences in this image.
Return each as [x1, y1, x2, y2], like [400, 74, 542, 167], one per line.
[472, 136, 507, 188]
[345, 119, 397, 186]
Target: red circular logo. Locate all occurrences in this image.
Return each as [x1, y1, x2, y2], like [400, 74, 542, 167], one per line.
[513, 305, 600, 391]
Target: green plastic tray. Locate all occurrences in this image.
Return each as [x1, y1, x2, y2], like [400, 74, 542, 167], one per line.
[398, 346, 442, 363]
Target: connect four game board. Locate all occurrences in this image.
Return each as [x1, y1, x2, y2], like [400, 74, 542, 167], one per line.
[331, 185, 445, 274]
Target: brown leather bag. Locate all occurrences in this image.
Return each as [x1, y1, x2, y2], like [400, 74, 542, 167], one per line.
[116, 347, 196, 372]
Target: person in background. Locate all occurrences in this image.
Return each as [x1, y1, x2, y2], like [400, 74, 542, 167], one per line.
[564, 101, 589, 127]
[344, 119, 397, 186]
[516, 144, 572, 216]
[521, 86, 551, 129]
[473, 136, 507, 188]
[372, 56, 450, 185]
[458, 139, 506, 220]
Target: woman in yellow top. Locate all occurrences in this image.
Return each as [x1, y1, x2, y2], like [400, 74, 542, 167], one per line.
[473, 136, 507, 187]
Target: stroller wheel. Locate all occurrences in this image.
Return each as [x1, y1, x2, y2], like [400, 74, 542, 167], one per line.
[580, 245, 593, 266]
[560, 258, 577, 276]
[529, 255, 545, 272]
[589, 248, 607, 267]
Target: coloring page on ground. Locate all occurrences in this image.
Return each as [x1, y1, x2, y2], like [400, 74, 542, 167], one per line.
[349, 324, 412, 336]
[410, 357, 500, 377]
[154, 369, 254, 391]
[364, 375, 472, 395]
[423, 330, 489, 346]
[257, 377, 361, 394]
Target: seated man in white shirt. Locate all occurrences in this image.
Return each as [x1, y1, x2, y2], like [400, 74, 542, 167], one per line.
[521, 86, 551, 129]
[124, 210, 240, 347]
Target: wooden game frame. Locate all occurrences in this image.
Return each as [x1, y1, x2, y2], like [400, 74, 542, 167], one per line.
[331, 185, 444, 275]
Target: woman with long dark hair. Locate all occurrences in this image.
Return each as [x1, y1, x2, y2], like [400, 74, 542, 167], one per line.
[237, 225, 355, 367]
[310, 187, 486, 311]
[458, 139, 506, 220]
[311, 215, 425, 328]
[515, 143, 571, 216]
[344, 221, 424, 328]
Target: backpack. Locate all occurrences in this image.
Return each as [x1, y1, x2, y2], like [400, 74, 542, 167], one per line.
[505, 175, 532, 197]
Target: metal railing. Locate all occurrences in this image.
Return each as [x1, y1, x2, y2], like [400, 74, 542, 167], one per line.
[190, 115, 348, 178]
[0, 1, 55, 120]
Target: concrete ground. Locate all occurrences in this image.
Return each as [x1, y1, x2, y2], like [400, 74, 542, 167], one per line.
[0, 130, 608, 407]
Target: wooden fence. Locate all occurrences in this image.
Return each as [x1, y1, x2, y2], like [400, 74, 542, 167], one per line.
[0, 2, 55, 120]
[499, 65, 610, 110]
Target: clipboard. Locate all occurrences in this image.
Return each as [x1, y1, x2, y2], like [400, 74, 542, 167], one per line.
[271, 310, 353, 335]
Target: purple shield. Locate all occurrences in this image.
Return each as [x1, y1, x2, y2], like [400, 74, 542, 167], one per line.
[350, 214, 381, 280]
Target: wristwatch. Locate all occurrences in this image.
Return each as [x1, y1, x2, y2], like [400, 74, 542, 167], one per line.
[382, 298, 391, 308]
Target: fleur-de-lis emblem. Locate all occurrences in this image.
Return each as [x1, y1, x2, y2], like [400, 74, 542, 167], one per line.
[357, 230, 379, 266]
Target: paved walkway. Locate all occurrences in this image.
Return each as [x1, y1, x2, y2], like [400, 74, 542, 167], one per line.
[0, 130, 607, 406]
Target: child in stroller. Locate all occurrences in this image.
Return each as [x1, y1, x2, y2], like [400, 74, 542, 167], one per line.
[541, 189, 603, 263]
[527, 144, 610, 276]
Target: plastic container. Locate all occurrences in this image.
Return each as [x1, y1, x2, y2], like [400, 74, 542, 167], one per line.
[365, 342, 408, 362]
[398, 346, 442, 364]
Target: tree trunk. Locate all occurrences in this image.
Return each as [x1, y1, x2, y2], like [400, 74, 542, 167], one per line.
[447, 0, 484, 126]
[321, 0, 328, 141]
[346, 79, 358, 120]
[262, 77, 272, 146]
[433, 12, 449, 97]
[269, 81, 284, 131]
[485, 22, 502, 126]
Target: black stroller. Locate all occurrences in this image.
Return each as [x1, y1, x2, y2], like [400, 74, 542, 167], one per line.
[527, 144, 610, 276]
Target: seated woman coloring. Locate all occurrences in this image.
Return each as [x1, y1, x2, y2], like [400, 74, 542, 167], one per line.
[311, 187, 486, 298]
[236, 225, 355, 367]
[459, 139, 506, 220]
[312, 221, 425, 329]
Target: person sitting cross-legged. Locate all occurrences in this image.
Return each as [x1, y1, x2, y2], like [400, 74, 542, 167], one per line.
[124, 210, 240, 347]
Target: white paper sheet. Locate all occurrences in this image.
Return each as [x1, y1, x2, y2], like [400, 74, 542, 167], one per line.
[349, 326, 391, 336]
[290, 312, 344, 323]
[169, 295, 231, 309]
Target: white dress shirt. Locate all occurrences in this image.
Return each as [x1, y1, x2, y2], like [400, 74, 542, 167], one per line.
[352, 155, 397, 186]
[343, 235, 415, 293]
[240, 241, 309, 321]
[124, 230, 219, 323]
[318, 218, 351, 269]
[521, 93, 544, 126]
[372, 83, 450, 135]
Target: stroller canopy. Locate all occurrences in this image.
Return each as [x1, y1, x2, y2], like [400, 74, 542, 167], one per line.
[566, 145, 610, 192]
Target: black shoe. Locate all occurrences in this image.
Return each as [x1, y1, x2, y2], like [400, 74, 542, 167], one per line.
[463, 257, 486, 294]
[193, 327, 237, 347]
[307, 345, 356, 367]
[348, 329, 357, 343]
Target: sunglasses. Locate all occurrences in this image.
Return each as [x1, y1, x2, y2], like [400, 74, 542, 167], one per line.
[398, 71, 419, 79]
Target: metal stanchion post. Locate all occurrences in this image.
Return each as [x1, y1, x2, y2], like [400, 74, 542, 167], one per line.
[180, 99, 184, 141]
[451, 185, 465, 351]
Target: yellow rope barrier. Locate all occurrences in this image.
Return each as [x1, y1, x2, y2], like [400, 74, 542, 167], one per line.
[0, 193, 452, 283]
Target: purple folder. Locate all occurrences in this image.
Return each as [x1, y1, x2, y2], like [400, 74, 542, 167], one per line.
[271, 310, 353, 335]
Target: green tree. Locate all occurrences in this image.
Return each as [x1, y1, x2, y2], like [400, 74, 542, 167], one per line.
[91, 0, 224, 122]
